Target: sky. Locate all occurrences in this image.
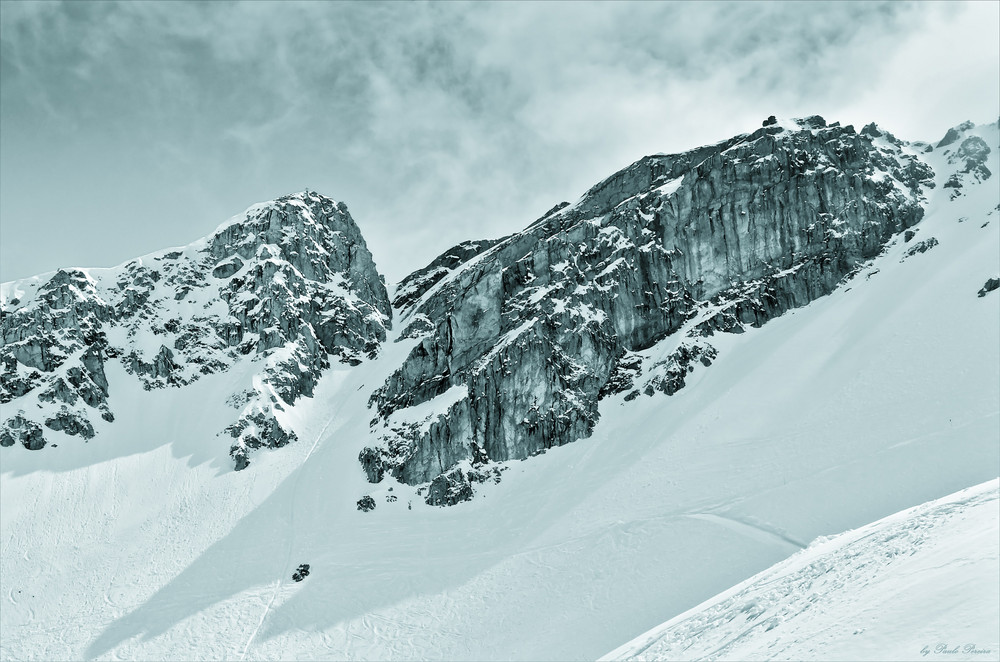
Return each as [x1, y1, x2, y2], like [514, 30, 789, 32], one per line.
[1, 1, 998, 285]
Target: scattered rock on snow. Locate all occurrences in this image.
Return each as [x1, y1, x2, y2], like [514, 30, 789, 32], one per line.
[0, 413, 46, 450]
[978, 277, 1000, 297]
[43, 407, 96, 439]
[357, 495, 376, 512]
[425, 468, 475, 506]
[900, 237, 939, 261]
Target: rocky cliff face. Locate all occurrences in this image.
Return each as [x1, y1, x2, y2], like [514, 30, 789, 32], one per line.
[0, 191, 391, 469]
[4, 117, 989, 500]
[361, 116, 938, 503]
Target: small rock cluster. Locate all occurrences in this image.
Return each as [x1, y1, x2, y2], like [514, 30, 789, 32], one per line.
[292, 563, 310, 582]
[901, 237, 940, 261]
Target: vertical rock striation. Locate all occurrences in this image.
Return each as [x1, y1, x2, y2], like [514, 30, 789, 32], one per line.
[363, 116, 936, 501]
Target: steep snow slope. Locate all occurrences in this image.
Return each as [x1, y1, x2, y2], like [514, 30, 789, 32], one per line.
[602, 479, 1000, 662]
[1, 120, 998, 661]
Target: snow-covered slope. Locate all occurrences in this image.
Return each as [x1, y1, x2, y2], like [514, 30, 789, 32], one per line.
[602, 479, 1000, 662]
[1, 118, 997, 661]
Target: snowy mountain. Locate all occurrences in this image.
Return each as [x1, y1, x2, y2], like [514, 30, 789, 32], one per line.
[0, 116, 997, 660]
[602, 479, 1000, 662]
[1, 191, 391, 469]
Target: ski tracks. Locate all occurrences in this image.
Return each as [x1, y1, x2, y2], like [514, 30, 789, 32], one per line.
[238, 406, 342, 661]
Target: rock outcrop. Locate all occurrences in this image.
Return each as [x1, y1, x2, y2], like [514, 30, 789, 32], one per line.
[901, 237, 940, 261]
[1, 191, 391, 468]
[937, 120, 993, 200]
[361, 116, 936, 497]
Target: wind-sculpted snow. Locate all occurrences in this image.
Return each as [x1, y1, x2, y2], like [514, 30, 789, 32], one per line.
[363, 116, 939, 500]
[0, 191, 391, 469]
[602, 480, 1000, 661]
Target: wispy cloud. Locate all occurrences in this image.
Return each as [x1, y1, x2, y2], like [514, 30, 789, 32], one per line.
[1, 1, 997, 283]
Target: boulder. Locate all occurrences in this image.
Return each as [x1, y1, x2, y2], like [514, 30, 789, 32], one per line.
[978, 277, 1000, 298]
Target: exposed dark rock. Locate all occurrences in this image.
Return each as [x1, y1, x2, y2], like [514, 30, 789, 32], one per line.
[939, 125, 991, 200]
[901, 237, 939, 261]
[599, 353, 643, 399]
[0, 413, 46, 450]
[643, 343, 718, 397]
[936, 121, 974, 148]
[392, 238, 503, 311]
[227, 407, 297, 471]
[904, 229, 917, 242]
[978, 277, 1000, 297]
[358, 446, 388, 483]
[126, 345, 181, 385]
[425, 468, 475, 506]
[357, 495, 376, 512]
[212, 256, 245, 279]
[467, 466, 504, 485]
[292, 563, 310, 581]
[43, 407, 96, 439]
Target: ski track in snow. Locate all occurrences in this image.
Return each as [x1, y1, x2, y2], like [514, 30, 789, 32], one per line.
[685, 513, 806, 551]
[239, 393, 345, 661]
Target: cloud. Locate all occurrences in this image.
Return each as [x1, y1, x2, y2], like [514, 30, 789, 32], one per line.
[1, 1, 997, 283]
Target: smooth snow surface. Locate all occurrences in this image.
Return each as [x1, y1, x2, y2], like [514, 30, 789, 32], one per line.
[2, 123, 999, 661]
[602, 479, 1000, 662]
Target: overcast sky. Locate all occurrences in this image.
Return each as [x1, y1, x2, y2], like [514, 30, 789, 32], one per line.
[2, 1, 998, 285]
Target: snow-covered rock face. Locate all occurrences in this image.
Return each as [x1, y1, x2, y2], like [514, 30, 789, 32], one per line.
[938, 119, 995, 199]
[362, 116, 939, 495]
[0, 191, 391, 469]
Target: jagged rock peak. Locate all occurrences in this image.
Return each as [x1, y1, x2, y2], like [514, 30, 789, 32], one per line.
[2, 189, 392, 471]
[936, 120, 977, 149]
[932, 121, 994, 200]
[205, 190, 390, 311]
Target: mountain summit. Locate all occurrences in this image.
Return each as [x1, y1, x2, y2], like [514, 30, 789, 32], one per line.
[1, 191, 391, 469]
